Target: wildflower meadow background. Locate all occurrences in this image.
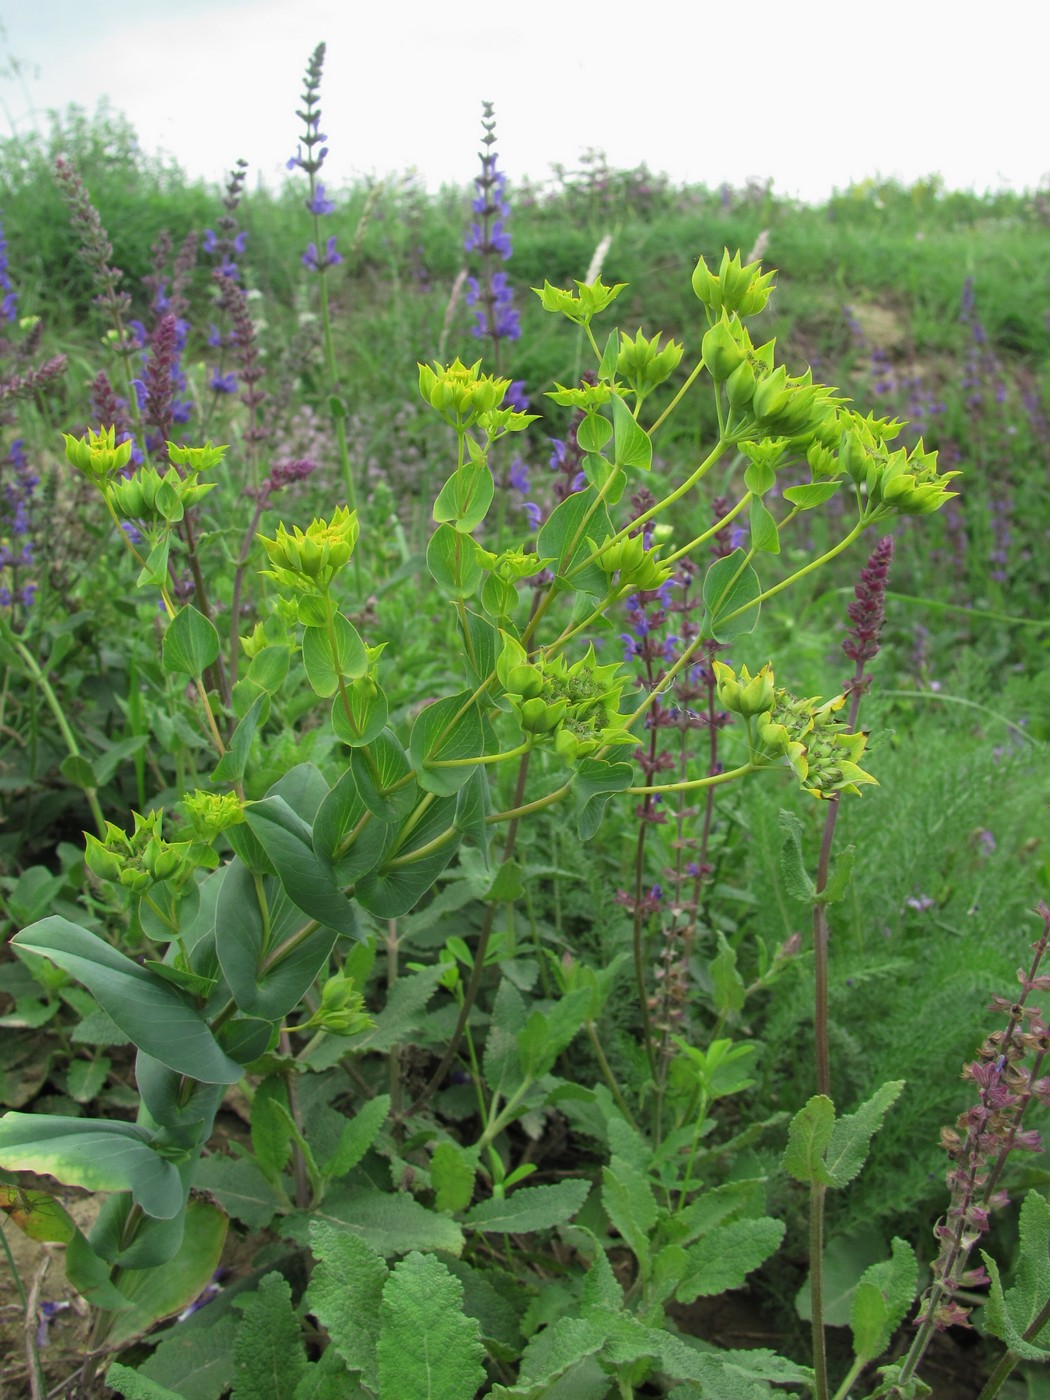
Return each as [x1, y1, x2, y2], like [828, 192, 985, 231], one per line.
[0, 40, 1049, 1400]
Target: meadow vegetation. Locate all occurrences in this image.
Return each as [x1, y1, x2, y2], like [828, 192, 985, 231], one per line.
[0, 45, 1048, 1400]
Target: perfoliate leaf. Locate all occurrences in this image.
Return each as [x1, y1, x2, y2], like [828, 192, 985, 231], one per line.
[783, 481, 842, 509]
[301, 614, 367, 695]
[104, 1201, 229, 1348]
[701, 548, 762, 642]
[427, 523, 483, 598]
[11, 917, 242, 1084]
[433, 461, 495, 533]
[749, 496, 781, 553]
[162, 605, 219, 677]
[611, 393, 652, 470]
[376, 1252, 486, 1400]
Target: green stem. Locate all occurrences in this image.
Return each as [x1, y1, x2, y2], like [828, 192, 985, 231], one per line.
[8, 636, 106, 836]
[716, 520, 866, 630]
[626, 762, 756, 796]
[646, 356, 706, 436]
[409, 752, 531, 1117]
[830, 1356, 865, 1400]
[586, 1020, 638, 1128]
[811, 1181, 829, 1400]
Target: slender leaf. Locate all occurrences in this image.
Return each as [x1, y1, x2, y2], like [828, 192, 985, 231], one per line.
[11, 917, 242, 1084]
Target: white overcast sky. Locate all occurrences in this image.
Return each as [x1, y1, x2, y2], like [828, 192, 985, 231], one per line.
[1, 0, 1047, 203]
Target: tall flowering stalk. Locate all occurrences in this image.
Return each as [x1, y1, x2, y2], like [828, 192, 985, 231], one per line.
[813, 535, 894, 1098]
[889, 902, 1050, 1395]
[289, 43, 357, 516]
[806, 537, 893, 1400]
[465, 102, 521, 364]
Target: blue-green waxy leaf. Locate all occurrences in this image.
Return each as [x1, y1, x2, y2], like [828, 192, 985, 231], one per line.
[582, 453, 627, 503]
[576, 412, 612, 454]
[783, 480, 842, 509]
[314, 767, 389, 883]
[104, 1200, 229, 1348]
[10, 917, 242, 1084]
[573, 759, 634, 841]
[0, 1114, 183, 1218]
[331, 680, 389, 748]
[611, 393, 652, 470]
[215, 861, 340, 1020]
[244, 795, 357, 938]
[701, 547, 762, 642]
[351, 730, 418, 821]
[743, 459, 777, 497]
[426, 523, 483, 598]
[536, 488, 612, 595]
[749, 496, 780, 553]
[302, 614, 367, 696]
[247, 644, 290, 694]
[433, 461, 494, 533]
[355, 796, 459, 918]
[409, 690, 485, 796]
[162, 604, 220, 677]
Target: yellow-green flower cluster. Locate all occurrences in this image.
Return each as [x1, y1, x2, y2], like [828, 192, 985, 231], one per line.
[418, 358, 512, 430]
[691, 249, 776, 320]
[296, 968, 374, 1037]
[533, 275, 627, 327]
[84, 809, 196, 892]
[258, 506, 359, 591]
[182, 789, 246, 841]
[840, 416, 959, 517]
[63, 426, 133, 486]
[107, 464, 217, 524]
[497, 634, 638, 764]
[715, 661, 876, 799]
[616, 328, 684, 402]
[592, 532, 674, 593]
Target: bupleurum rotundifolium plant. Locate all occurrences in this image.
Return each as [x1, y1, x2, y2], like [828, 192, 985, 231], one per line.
[0, 233, 965, 1398]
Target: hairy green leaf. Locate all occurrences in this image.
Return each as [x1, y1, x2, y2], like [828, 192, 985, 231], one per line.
[464, 1179, 589, 1234]
[376, 1252, 486, 1400]
[232, 1272, 308, 1399]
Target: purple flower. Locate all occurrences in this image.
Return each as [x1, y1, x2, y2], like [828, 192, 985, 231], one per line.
[503, 380, 530, 412]
[307, 182, 336, 216]
[0, 219, 17, 322]
[302, 236, 342, 271]
[210, 370, 238, 394]
[508, 456, 530, 493]
[523, 501, 542, 532]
